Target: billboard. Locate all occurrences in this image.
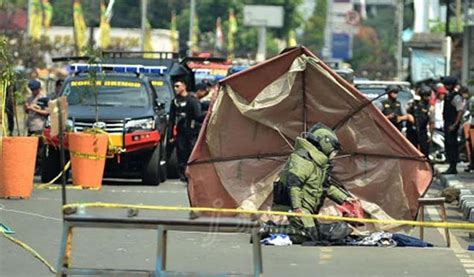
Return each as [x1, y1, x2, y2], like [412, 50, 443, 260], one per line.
[411, 49, 445, 83]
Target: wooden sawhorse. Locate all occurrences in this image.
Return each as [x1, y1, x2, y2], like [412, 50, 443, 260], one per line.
[418, 197, 450, 247]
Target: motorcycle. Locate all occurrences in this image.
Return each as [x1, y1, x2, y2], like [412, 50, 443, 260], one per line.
[428, 110, 471, 164]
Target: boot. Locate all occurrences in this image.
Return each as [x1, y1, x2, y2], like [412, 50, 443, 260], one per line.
[442, 164, 458, 175]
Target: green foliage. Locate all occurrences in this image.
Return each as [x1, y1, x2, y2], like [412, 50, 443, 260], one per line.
[350, 7, 397, 79]
[302, 0, 327, 55]
[9, 0, 305, 58]
[83, 46, 105, 123]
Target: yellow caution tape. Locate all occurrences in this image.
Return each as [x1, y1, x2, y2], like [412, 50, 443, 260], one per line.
[62, 202, 474, 230]
[69, 151, 106, 161]
[35, 161, 71, 189]
[1, 231, 56, 274]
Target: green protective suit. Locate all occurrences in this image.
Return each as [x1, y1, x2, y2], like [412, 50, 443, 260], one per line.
[273, 136, 348, 229]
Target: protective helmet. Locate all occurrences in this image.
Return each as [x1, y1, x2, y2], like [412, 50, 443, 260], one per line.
[442, 76, 458, 87]
[419, 86, 431, 97]
[385, 85, 400, 94]
[28, 80, 41, 91]
[305, 123, 341, 157]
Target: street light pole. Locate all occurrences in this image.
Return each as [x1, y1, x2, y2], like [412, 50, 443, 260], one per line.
[188, 0, 195, 56]
[141, 0, 147, 52]
[396, 0, 404, 80]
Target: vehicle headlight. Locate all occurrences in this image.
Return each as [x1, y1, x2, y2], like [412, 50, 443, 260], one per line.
[125, 118, 155, 132]
[66, 119, 74, 131]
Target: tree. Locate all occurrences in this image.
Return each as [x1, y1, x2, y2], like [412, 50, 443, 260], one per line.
[301, 0, 327, 55]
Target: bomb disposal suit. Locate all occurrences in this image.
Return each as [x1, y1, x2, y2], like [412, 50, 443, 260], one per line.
[272, 123, 354, 241]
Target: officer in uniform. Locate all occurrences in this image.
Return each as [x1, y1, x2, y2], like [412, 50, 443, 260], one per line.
[406, 87, 434, 157]
[169, 81, 202, 181]
[442, 77, 464, 174]
[381, 85, 404, 130]
[271, 123, 358, 242]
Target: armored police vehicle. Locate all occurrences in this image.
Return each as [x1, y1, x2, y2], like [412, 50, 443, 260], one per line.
[42, 52, 187, 185]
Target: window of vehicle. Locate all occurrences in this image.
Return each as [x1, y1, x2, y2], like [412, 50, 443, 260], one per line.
[63, 79, 150, 107]
[150, 79, 172, 111]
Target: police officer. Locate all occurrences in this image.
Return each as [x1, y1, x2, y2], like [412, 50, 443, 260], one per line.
[406, 87, 434, 157]
[272, 123, 357, 242]
[169, 81, 202, 182]
[381, 85, 404, 130]
[442, 77, 464, 174]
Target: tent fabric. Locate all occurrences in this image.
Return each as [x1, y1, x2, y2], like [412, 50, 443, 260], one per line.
[187, 47, 432, 231]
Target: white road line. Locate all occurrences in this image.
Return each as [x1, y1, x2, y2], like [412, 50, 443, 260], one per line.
[426, 206, 473, 276]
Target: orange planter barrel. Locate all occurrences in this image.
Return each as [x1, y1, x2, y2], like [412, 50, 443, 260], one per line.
[0, 137, 38, 199]
[69, 132, 108, 189]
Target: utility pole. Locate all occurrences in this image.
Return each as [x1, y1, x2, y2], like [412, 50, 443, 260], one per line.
[323, 0, 333, 60]
[396, 0, 404, 80]
[188, 0, 195, 56]
[141, 0, 147, 52]
[446, 0, 451, 36]
[27, 0, 32, 36]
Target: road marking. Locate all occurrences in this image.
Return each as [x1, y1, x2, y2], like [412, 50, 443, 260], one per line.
[318, 247, 333, 265]
[426, 206, 474, 276]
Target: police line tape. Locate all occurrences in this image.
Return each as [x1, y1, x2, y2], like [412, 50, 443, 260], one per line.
[63, 202, 474, 230]
[0, 230, 56, 274]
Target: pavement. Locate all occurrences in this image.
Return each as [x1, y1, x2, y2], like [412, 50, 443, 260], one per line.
[1, 171, 474, 276]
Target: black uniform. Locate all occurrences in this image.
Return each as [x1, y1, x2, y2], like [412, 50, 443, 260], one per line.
[169, 94, 202, 180]
[406, 101, 431, 157]
[381, 99, 403, 130]
[443, 90, 462, 167]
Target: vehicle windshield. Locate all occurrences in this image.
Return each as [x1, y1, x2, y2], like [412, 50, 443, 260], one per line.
[357, 86, 413, 114]
[357, 87, 412, 103]
[63, 79, 150, 107]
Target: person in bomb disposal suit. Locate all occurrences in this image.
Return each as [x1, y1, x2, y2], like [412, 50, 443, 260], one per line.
[169, 81, 202, 182]
[271, 123, 361, 242]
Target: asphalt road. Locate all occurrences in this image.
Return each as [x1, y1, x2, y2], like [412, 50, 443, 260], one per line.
[1, 178, 474, 277]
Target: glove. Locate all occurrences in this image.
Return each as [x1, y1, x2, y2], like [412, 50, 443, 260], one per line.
[336, 199, 365, 226]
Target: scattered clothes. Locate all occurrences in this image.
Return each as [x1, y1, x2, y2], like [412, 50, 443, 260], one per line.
[260, 234, 293, 246]
[392, 233, 433, 247]
[347, 231, 396, 247]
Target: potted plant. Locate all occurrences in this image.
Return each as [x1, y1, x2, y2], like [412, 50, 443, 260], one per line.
[68, 47, 108, 189]
[0, 36, 38, 199]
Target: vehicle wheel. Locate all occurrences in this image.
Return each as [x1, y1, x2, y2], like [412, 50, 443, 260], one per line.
[142, 146, 162, 185]
[41, 146, 69, 184]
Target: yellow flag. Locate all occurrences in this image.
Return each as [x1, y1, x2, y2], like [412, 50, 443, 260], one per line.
[288, 30, 297, 47]
[99, 0, 111, 49]
[143, 20, 154, 58]
[170, 11, 178, 52]
[73, 0, 88, 54]
[42, 0, 53, 35]
[30, 0, 42, 41]
[227, 9, 237, 59]
[191, 15, 200, 53]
